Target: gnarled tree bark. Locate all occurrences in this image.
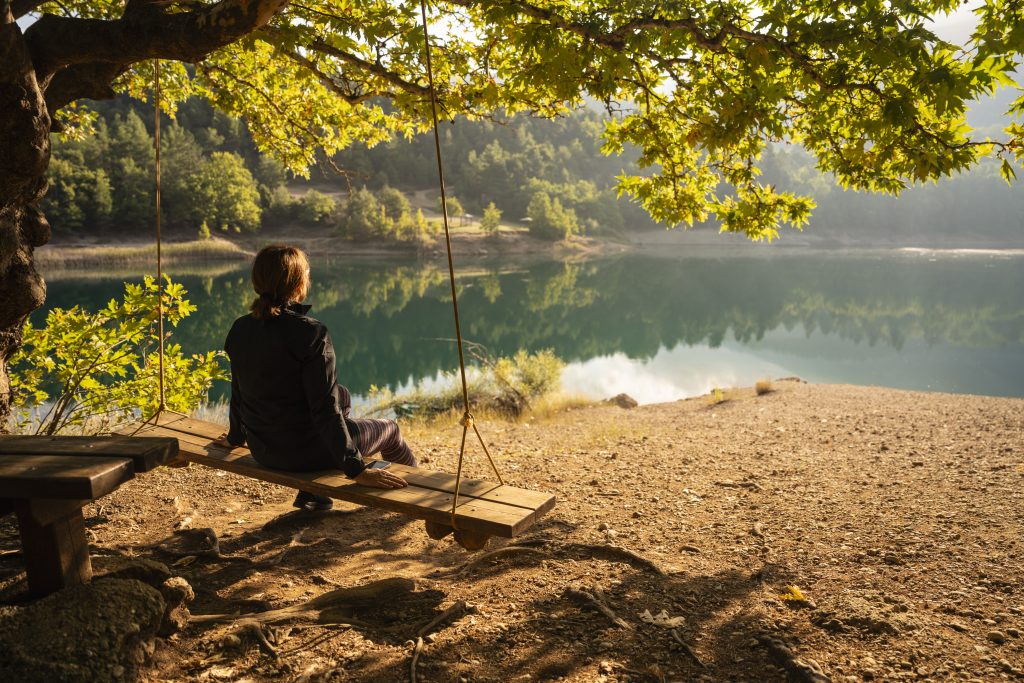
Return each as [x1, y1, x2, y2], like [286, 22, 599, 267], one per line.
[0, 0, 50, 424]
[0, 0, 291, 426]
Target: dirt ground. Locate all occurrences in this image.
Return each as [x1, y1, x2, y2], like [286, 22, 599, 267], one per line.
[2, 380, 1022, 682]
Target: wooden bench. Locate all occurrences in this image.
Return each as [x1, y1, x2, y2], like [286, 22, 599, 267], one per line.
[0, 436, 179, 596]
[120, 413, 555, 550]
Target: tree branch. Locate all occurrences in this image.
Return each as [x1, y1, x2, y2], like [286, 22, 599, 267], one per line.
[277, 48, 378, 105]
[260, 26, 430, 98]
[24, 0, 291, 92]
[44, 62, 123, 114]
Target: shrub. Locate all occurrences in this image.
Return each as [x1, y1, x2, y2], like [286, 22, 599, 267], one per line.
[369, 348, 564, 419]
[527, 190, 579, 241]
[755, 378, 773, 395]
[8, 277, 226, 435]
[480, 202, 502, 236]
[296, 189, 337, 225]
[379, 186, 412, 223]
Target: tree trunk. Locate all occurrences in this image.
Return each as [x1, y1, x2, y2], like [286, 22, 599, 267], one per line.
[0, 0, 292, 427]
[0, 2, 51, 426]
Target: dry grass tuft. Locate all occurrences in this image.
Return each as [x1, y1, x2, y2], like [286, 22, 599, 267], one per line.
[708, 386, 728, 405]
[755, 378, 774, 396]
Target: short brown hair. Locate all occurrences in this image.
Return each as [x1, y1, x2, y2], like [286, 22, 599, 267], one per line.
[249, 244, 309, 319]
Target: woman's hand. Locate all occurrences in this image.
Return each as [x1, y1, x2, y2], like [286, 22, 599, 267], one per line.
[213, 433, 243, 449]
[354, 467, 408, 489]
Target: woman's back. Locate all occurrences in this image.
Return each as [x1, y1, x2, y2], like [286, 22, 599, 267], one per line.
[225, 303, 358, 473]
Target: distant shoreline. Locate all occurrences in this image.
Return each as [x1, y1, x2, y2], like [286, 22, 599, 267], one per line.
[34, 238, 252, 270]
[36, 231, 628, 273]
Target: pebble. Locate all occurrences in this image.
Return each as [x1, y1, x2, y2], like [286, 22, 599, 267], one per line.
[987, 630, 1007, 644]
[1006, 627, 1021, 638]
[598, 522, 610, 531]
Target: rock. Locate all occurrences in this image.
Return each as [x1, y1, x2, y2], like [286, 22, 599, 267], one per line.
[157, 576, 195, 636]
[0, 578, 164, 683]
[607, 393, 638, 409]
[1005, 627, 1021, 638]
[598, 522, 610, 531]
[986, 630, 1007, 644]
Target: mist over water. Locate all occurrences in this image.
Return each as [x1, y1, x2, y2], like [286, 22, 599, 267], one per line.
[38, 248, 1024, 405]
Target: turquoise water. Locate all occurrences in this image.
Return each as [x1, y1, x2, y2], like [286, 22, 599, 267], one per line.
[37, 248, 1024, 404]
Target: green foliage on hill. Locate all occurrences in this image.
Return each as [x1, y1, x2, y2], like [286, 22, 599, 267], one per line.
[527, 191, 580, 241]
[337, 109, 658, 235]
[44, 94, 1023, 245]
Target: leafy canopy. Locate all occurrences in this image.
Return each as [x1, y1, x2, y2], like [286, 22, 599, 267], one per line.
[33, 0, 1024, 240]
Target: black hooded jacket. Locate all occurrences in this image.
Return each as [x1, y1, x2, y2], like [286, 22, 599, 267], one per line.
[224, 302, 366, 478]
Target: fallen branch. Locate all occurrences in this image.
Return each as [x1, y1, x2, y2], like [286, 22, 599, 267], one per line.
[409, 636, 425, 683]
[670, 628, 705, 669]
[564, 586, 632, 629]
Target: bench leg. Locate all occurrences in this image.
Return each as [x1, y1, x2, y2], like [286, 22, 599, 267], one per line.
[424, 520, 455, 540]
[16, 503, 92, 596]
[453, 529, 491, 551]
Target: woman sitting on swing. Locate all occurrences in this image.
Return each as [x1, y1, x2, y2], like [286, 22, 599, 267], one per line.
[213, 244, 414, 510]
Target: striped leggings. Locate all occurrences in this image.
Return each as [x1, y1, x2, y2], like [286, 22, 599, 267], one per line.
[351, 418, 417, 467]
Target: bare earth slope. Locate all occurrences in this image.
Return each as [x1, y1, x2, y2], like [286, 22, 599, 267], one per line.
[2, 381, 1022, 682]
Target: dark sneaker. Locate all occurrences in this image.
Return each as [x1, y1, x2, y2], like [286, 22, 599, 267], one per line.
[293, 490, 334, 511]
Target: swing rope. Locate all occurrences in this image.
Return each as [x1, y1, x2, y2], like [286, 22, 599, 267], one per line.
[419, 0, 505, 529]
[130, 58, 176, 436]
[154, 58, 167, 413]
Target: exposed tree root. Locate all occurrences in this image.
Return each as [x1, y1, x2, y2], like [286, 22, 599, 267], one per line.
[236, 620, 278, 658]
[432, 538, 665, 578]
[431, 546, 548, 578]
[191, 577, 416, 625]
[564, 586, 632, 629]
[156, 528, 253, 563]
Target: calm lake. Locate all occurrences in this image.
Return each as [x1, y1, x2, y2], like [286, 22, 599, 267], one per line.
[38, 248, 1024, 406]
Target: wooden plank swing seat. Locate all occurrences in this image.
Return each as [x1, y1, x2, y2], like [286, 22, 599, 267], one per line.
[0, 435, 180, 596]
[119, 413, 555, 551]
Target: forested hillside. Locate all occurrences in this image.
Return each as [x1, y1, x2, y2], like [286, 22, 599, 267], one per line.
[44, 97, 1022, 245]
